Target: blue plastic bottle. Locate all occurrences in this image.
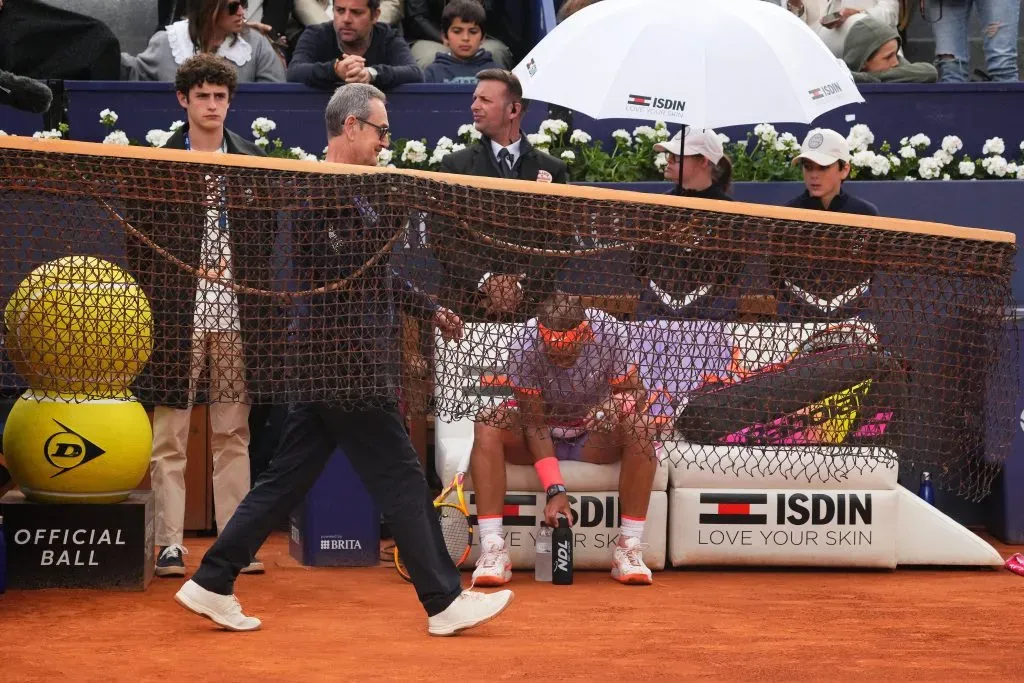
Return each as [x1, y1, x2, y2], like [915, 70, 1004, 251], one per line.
[919, 472, 936, 506]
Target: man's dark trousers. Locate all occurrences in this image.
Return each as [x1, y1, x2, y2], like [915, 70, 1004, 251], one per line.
[192, 401, 463, 616]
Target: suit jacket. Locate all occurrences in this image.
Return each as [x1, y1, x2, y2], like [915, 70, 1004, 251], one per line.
[434, 135, 571, 321]
[125, 124, 285, 408]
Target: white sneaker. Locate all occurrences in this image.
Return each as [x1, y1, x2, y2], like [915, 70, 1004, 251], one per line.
[239, 558, 265, 574]
[427, 589, 514, 637]
[174, 579, 262, 632]
[471, 536, 512, 587]
[611, 537, 653, 585]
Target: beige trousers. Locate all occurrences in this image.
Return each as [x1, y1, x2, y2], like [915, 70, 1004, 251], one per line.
[151, 329, 251, 547]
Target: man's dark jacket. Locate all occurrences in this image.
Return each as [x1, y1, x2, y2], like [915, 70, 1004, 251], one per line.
[287, 22, 421, 90]
[435, 134, 571, 320]
[126, 124, 284, 409]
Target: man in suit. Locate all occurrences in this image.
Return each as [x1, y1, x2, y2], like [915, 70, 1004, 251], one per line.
[436, 69, 570, 322]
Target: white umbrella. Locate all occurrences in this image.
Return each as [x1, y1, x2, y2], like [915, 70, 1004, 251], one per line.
[512, 0, 863, 130]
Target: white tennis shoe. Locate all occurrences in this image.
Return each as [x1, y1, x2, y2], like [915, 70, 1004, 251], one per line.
[471, 535, 512, 587]
[174, 579, 262, 632]
[427, 589, 514, 636]
[611, 536, 653, 585]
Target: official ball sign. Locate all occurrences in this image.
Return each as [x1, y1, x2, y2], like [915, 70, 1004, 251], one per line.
[674, 488, 897, 567]
[0, 490, 154, 590]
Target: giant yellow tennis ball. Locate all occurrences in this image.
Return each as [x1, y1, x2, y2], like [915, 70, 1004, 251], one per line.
[4, 256, 153, 396]
[2, 391, 152, 504]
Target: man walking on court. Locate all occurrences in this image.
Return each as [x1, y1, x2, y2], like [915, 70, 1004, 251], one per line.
[174, 82, 513, 636]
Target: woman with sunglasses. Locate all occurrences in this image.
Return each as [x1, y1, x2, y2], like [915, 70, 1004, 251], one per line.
[123, 0, 286, 82]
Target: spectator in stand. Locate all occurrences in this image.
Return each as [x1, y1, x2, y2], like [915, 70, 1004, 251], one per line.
[785, 0, 898, 57]
[124, 0, 285, 82]
[287, 0, 421, 90]
[653, 127, 733, 201]
[423, 0, 501, 84]
[926, 0, 1019, 82]
[0, 0, 121, 80]
[404, 0, 511, 69]
[844, 17, 937, 83]
[787, 128, 879, 215]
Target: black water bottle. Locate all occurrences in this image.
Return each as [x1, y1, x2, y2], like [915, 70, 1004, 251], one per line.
[552, 515, 573, 585]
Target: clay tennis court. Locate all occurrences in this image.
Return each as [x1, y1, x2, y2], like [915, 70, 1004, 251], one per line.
[1, 532, 1021, 681]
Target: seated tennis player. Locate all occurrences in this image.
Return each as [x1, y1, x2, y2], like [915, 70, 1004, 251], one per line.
[469, 294, 660, 586]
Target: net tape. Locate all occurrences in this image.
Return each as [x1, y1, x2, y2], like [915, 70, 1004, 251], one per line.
[0, 142, 1017, 499]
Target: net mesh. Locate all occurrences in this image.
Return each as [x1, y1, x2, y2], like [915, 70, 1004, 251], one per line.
[0, 139, 1017, 500]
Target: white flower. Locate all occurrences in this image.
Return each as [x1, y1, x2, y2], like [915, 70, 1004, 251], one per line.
[1007, 162, 1018, 176]
[774, 132, 799, 152]
[305, 153, 319, 162]
[958, 160, 976, 176]
[569, 129, 592, 145]
[611, 129, 632, 145]
[982, 136, 1006, 156]
[251, 117, 277, 138]
[888, 154, 901, 169]
[145, 129, 173, 147]
[851, 150, 876, 167]
[0, 130, 7, 136]
[1017, 165, 1024, 180]
[941, 135, 963, 154]
[560, 150, 576, 162]
[1020, 140, 1024, 152]
[754, 123, 778, 142]
[377, 148, 394, 166]
[527, 132, 552, 148]
[632, 125, 657, 141]
[847, 124, 874, 151]
[653, 152, 668, 171]
[982, 155, 1009, 177]
[435, 136, 454, 151]
[654, 125, 671, 142]
[909, 133, 931, 149]
[102, 130, 130, 145]
[290, 146, 309, 158]
[457, 123, 482, 141]
[450, 143, 466, 153]
[254, 136, 269, 148]
[904, 176, 917, 181]
[428, 147, 451, 166]
[869, 155, 891, 177]
[32, 128, 63, 140]
[942, 174, 951, 180]
[899, 146, 916, 159]
[717, 133, 730, 145]
[932, 149, 953, 166]
[900, 137, 909, 146]
[99, 109, 119, 126]
[539, 119, 568, 137]
[917, 157, 942, 179]
[170, 120, 185, 131]
[402, 139, 428, 164]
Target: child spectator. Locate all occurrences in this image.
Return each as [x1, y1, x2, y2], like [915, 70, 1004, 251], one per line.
[843, 17, 937, 83]
[423, 0, 501, 84]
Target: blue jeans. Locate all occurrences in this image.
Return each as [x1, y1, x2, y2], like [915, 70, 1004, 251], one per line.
[929, 0, 1020, 82]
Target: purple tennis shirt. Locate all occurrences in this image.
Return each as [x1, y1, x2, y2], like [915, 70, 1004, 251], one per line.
[504, 309, 635, 424]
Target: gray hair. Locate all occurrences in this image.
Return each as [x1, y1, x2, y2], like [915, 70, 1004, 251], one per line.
[325, 83, 387, 139]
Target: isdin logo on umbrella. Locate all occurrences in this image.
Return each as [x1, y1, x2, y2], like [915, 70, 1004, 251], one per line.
[808, 81, 844, 101]
[625, 94, 686, 115]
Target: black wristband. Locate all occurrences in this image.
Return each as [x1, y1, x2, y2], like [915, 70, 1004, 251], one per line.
[546, 484, 567, 501]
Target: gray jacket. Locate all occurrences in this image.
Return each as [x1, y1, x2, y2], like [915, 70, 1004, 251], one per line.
[121, 23, 285, 82]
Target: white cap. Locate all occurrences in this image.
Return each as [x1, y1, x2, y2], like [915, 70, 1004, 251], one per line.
[654, 128, 724, 164]
[793, 128, 850, 166]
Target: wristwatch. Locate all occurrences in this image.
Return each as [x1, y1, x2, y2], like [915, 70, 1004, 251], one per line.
[367, 66, 378, 82]
[546, 484, 567, 501]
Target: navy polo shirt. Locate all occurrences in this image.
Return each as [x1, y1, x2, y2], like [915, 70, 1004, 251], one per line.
[786, 189, 879, 216]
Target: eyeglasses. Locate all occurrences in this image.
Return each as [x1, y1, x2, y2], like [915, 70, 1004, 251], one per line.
[225, 0, 248, 15]
[357, 118, 391, 141]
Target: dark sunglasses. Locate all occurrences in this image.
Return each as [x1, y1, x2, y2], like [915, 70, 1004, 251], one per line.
[357, 117, 391, 141]
[225, 0, 248, 14]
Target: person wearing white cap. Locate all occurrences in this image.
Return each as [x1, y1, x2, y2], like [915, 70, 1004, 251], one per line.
[653, 127, 733, 201]
[787, 128, 879, 216]
[634, 126, 742, 320]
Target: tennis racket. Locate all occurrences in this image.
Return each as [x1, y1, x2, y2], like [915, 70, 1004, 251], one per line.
[394, 449, 473, 581]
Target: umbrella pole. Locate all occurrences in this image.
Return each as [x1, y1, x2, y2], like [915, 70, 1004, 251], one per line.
[677, 125, 686, 191]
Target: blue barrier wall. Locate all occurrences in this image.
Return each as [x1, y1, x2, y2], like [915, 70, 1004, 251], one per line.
[5, 82, 1024, 156]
